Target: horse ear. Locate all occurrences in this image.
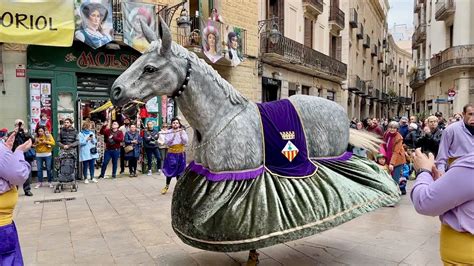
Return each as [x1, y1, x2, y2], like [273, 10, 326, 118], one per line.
[158, 16, 172, 55]
[140, 19, 158, 43]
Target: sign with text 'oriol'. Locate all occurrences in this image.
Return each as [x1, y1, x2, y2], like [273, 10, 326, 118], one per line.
[0, 0, 74, 47]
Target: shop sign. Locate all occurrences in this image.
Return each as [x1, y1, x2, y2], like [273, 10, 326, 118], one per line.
[27, 43, 141, 71]
[16, 64, 26, 77]
[73, 51, 139, 70]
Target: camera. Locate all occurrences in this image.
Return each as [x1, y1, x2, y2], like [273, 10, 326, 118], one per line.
[89, 134, 93, 137]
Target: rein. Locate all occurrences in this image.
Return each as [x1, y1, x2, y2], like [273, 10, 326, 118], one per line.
[171, 58, 192, 98]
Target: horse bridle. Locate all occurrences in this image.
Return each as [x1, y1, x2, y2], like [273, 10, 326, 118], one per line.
[171, 58, 192, 98]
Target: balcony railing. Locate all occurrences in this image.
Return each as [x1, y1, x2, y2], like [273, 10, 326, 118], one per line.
[349, 8, 358, 28]
[363, 34, 370, 48]
[367, 84, 377, 99]
[435, 0, 455, 21]
[260, 34, 347, 80]
[329, 5, 345, 31]
[413, 24, 426, 47]
[375, 89, 381, 101]
[303, 0, 324, 18]
[430, 45, 474, 75]
[348, 75, 366, 93]
[410, 67, 426, 89]
[381, 93, 389, 103]
[176, 16, 248, 59]
[356, 23, 364, 39]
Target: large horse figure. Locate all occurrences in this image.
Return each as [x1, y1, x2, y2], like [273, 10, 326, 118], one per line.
[111, 17, 399, 256]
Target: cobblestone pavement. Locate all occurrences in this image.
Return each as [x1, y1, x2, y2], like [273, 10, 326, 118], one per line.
[14, 174, 442, 265]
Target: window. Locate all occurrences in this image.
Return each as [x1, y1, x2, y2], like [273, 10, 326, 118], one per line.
[302, 85, 310, 95]
[327, 91, 335, 101]
[288, 82, 297, 96]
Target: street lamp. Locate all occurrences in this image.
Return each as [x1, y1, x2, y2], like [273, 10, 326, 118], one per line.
[258, 16, 283, 44]
[159, 1, 187, 27]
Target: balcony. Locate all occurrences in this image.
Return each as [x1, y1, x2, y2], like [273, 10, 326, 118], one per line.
[435, 0, 455, 21]
[371, 44, 378, 57]
[260, 34, 347, 81]
[380, 93, 389, 103]
[176, 16, 248, 66]
[356, 23, 364, 39]
[349, 8, 358, 28]
[401, 97, 412, 105]
[363, 35, 370, 49]
[375, 89, 382, 101]
[329, 5, 345, 32]
[348, 75, 366, 93]
[303, 0, 324, 19]
[410, 67, 426, 89]
[412, 24, 426, 48]
[430, 45, 474, 75]
[367, 83, 377, 99]
[377, 52, 384, 63]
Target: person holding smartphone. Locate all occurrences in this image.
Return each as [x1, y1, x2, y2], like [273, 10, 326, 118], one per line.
[79, 121, 99, 183]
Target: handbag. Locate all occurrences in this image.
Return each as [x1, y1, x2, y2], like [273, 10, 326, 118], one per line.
[90, 146, 98, 154]
[124, 145, 134, 154]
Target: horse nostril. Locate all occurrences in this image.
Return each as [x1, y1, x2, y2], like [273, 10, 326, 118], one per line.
[112, 86, 122, 100]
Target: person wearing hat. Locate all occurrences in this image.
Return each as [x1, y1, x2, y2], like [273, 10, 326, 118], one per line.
[203, 24, 222, 63]
[0, 128, 8, 144]
[75, 2, 112, 49]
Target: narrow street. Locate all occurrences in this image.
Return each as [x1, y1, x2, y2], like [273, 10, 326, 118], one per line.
[15, 174, 441, 265]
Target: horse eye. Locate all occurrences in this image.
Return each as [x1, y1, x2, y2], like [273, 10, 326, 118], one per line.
[143, 65, 157, 74]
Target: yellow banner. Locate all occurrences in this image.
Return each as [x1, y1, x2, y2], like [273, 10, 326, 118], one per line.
[0, 0, 74, 47]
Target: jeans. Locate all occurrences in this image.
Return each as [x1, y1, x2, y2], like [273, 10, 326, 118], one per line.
[82, 159, 96, 179]
[120, 147, 126, 173]
[36, 156, 53, 183]
[145, 147, 161, 172]
[128, 157, 137, 174]
[392, 164, 405, 191]
[100, 149, 120, 178]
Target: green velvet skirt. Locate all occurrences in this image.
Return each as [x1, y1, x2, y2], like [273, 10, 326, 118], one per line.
[171, 156, 400, 252]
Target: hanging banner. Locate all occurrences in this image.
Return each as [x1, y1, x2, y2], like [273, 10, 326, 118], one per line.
[224, 26, 244, 67]
[0, 0, 74, 46]
[122, 2, 156, 53]
[201, 19, 223, 63]
[74, 0, 113, 49]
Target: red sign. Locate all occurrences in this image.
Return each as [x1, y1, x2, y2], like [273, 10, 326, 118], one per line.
[16, 64, 25, 77]
[448, 89, 456, 97]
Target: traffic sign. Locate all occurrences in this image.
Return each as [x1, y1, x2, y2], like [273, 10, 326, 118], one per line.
[448, 89, 456, 97]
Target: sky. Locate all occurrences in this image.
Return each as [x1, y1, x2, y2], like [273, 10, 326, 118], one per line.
[387, 0, 414, 28]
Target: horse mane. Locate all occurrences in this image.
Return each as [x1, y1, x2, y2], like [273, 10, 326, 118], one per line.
[147, 41, 248, 105]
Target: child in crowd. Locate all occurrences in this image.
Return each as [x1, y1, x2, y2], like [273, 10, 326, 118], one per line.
[375, 153, 390, 175]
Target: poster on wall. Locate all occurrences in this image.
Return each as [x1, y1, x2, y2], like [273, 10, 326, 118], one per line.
[166, 98, 175, 125]
[122, 2, 156, 53]
[201, 20, 223, 63]
[74, 0, 114, 49]
[224, 26, 244, 67]
[29, 83, 52, 131]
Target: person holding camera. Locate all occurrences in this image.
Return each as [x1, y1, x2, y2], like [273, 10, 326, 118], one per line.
[79, 121, 99, 183]
[10, 119, 35, 196]
[143, 121, 161, 176]
[33, 126, 55, 189]
[98, 121, 124, 179]
[436, 103, 474, 174]
[124, 124, 142, 177]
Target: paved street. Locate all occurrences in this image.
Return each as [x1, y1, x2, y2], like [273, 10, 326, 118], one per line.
[14, 174, 442, 265]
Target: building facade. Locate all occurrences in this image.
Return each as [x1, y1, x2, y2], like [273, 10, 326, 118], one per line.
[384, 34, 413, 118]
[341, 0, 389, 120]
[257, 0, 347, 104]
[411, 0, 474, 117]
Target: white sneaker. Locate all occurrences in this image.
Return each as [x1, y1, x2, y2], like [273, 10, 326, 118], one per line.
[84, 179, 89, 184]
[147, 170, 152, 176]
[104, 176, 111, 179]
[157, 169, 162, 175]
[34, 183, 42, 189]
[48, 183, 54, 188]
[92, 178, 98, 183]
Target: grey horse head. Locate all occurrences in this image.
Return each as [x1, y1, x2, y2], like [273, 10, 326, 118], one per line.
[111, 16, 188, 108]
